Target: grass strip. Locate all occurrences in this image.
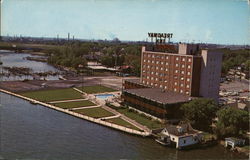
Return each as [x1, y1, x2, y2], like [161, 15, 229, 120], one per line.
[20, 88, 83, 102]
[73, 107, 114, 118]
[54, 100, 95, 109]
[106, 117, 140, 131]
[77, 85, 116, 94]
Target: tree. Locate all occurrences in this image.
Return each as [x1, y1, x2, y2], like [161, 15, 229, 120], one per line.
[244, 59, 250, 71]
[215, 107, 249, 138]
[180, 98, 218, 131]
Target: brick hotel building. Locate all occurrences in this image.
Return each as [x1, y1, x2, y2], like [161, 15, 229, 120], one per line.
[122, 43, 223, 119]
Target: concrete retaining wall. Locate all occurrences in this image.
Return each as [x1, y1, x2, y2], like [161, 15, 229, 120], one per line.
[0, 89, 151, 137]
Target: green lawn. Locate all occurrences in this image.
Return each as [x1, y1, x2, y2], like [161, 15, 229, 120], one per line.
[73, 107, 114, 118]
[77, 85, 117, 94]
[106, 118, 140, 131]
[20, 88, 83, 102]
[54, 100, 95, 109]
[114, 108, 164, 130]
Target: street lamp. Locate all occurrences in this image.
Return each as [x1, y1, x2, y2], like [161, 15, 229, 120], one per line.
[78, 64, 84, 93]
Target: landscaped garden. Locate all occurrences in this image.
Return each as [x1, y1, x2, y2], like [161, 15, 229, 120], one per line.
[73, 107, 114, 118]
[77, 85, 117, 94]
[106, 117, 140, 131]
[54, 100, 95, 109]
[20, 88, 83, 102]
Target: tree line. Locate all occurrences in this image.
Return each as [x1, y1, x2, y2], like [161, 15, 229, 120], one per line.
[180, 98, 249, 139]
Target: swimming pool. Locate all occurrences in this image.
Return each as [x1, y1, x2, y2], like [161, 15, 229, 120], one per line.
[95, 94, 114, 100]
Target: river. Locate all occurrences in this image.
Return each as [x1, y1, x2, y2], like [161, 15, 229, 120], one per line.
[0, 51, 60, 81]
[0, 93, 246, 160]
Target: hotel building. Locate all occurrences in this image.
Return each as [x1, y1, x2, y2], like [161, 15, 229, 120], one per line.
[122, 43, 223, 118]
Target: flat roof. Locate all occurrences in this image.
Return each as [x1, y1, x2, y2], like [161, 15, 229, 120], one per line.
[124, 79, 141, 84]
[123, 88, 191, 104]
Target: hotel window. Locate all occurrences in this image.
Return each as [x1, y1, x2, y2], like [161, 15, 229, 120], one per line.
[166, 56, 169, 59]
[142, 70, 146, 73]
[152, 60, 155, 63]
[176, 57, 179, 60]
[151, 77, 154, 80]
[166, 62, 169, 65]
[155, 83, 158, 87]
[188, 58, 192, 62]
[147, 82, 149, 85]
[164, 86, 168, 89]
[181, 77, 184, 80]
[151, 83, 153, 85]
[152, 55, 155, 58]
[187, 85, 190, 88]
[151, 71, 154, 74]
[148, 54, 151, 57]
[155, 78, 158, 81]
[175, 70, 178, 73]
[180, 90, 183, 93]
[188, 65, 191, 69]
[143, 59, 146, 62]
[147, 76, 149, 79]
[182, 58, 185, 61]
[186, 91, 189, 95]
[160, 85, 163, 88]
[161, 67, 163, 71]
[187, 72, 191, 75]
[174, 88, 177, 92]
[147, 60, 150, 63]
[174, 82, 178, 86]
[156, 72, 159, 75]
[181, 83, 184, 87]
[161, 61, 164, 65]
[161, 56, 164, 59]
[156, 67, 159, 70]
[156, 61, 159, 64]
[187, 78, 190, 82]
[181, 64, 184, 68]
[176, 64, 179, 67]
[181, 71, 185, 74]
[147, 65, 150, 69]
[142, 80, 145, 83]
[164, 80, 168, 83]
[165, 68, 168, 71]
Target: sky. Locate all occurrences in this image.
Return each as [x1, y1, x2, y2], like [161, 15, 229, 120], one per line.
[2, 0, 250, 44]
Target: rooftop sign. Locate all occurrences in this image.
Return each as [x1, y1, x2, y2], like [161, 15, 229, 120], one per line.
[148, 32, 173, 44]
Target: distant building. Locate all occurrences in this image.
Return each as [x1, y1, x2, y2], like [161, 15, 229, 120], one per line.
[122, 43, 223, 118]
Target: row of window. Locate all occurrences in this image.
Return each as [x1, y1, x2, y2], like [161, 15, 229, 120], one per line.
[142, 80, 190, 95]
[144, 54, 192, 62]
[143, 59, 192, 65]
[142, 68, 191, 75]
[143, 74, 191, 82]
[142, 79, 190, 87]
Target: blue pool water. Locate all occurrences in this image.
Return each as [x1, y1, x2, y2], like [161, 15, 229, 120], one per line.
[95, 94, 114, 99]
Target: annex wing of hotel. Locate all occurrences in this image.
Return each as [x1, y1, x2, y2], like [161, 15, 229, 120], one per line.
[122, 33, 223, 119]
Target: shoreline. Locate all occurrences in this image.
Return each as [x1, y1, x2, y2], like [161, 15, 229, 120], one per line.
[0, 88, 151, 137]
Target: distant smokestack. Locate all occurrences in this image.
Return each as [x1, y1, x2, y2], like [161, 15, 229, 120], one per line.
[68, 33, 70, 41]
